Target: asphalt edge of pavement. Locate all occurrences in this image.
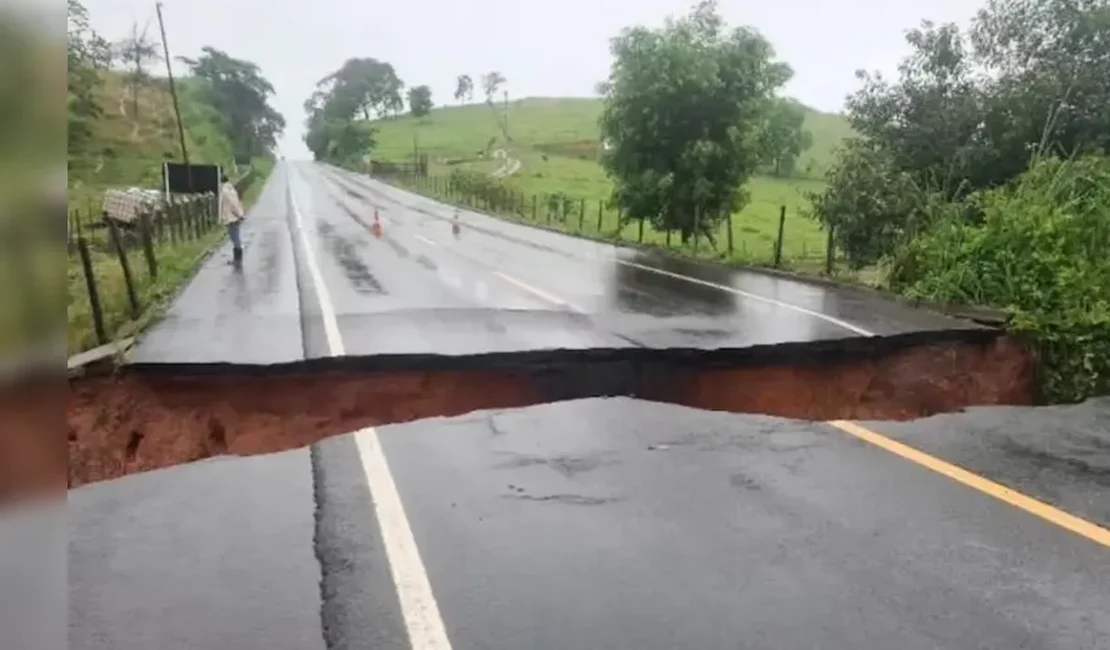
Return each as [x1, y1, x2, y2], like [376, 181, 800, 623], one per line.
[283, 165, 329, 359]
[310, 438, 412, 650]
[116, 326, 1001, 378]
[333, 166, 1011, 329]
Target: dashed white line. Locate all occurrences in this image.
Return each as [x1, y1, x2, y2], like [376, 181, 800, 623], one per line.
[615, 259, 875, 336]
[414, 234, 438, 247]
[288, 163, 452, 649]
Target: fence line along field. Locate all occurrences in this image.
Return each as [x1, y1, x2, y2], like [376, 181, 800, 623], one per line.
[368, 97, 856, 270]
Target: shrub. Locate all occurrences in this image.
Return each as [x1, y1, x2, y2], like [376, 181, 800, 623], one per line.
[892, 156, 1110, 402]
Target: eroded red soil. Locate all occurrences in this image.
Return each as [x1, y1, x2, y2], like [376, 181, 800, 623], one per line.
[55, 334, 1039, 496]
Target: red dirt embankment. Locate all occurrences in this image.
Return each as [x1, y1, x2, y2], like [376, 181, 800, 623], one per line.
[57, 332, 1037, 495]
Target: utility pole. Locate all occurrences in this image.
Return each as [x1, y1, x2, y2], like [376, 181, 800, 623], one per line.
[155, 2, 193, 191]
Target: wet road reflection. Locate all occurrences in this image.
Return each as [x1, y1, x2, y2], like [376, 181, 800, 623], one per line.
[607, 251, 737, 317]
[131, 163, 981, 365]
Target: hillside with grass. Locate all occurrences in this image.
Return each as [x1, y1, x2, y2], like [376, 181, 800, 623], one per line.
[67, 70, 239, 216]
[369, 96, 854, 178]
[369, 97, 853, 267]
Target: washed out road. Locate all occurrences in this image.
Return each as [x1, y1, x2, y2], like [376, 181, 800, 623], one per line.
[68, 163, 1110, 650]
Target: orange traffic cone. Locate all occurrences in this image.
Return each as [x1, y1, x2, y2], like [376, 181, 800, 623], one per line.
[451, 209, 461, 237]
[372, 209, 383, 238]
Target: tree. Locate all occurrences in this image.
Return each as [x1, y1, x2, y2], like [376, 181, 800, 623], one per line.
[179, 47, 285, 159]
[598, 0, 791, 242]
[67, 0, 111, 155]
[480, 71, 511, 140]
[758, 98, 813, 177]
[454, 74, 473, 104]
[317, 58, 404, 120]
[304, 117, 376, 164]
[408, 85, 433, 117]
[481, 71, 505, 101]
[812, 0, 1110, 266]
[114, 21, 160, 120]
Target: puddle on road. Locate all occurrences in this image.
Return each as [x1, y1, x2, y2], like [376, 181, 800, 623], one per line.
[57, 331, 1037, 497]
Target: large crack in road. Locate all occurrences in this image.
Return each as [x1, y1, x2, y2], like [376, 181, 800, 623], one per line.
[62, 328, 1036, 493]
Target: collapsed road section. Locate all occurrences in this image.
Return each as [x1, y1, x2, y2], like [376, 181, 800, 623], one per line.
[64, 328, 1036, 492]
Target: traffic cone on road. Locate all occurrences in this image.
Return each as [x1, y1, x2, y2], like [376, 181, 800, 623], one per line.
[452, 209, 461, 237]
[372, 208, 383, 239]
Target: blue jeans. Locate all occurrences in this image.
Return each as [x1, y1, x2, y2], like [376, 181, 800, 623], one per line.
[227, 220, 242, 249]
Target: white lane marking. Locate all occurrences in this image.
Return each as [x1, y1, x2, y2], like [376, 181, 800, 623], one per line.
[354, 427, 454, 650]
[615, 259, 875, 336]
[287, 167, 345, 355]
[494, 271, 585, 312]
[414, 234, 437, 247]
[299, 165, 453, 649]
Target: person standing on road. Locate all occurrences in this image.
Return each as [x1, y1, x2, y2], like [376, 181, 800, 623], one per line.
[219, 171, 246, 268]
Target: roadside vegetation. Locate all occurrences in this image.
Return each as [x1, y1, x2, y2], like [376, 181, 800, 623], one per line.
[66, 0, 282, 354]
[305, 0, 1109, 402]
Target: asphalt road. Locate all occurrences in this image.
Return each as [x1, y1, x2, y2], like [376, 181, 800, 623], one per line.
[67, 397, 1110, 650]
[67, 162, 1110, 649]
[131, 161, 974, 364]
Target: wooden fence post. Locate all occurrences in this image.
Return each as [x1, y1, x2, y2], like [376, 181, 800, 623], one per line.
[774, 205, 786, 267]
[596, 201, 603, 232]
[139, 212, 158, 280]
[77, 235, 108, 346]
[578, 198, 585, 230]
[105, 216, 140, 319]
[638, 215, 644, 243]
[693, 205, 700, 253]
[825, 227, 835, 274]
[726, 208, 734, 255]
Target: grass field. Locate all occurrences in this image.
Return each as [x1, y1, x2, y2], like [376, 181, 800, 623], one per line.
[371, 97, 853, 268]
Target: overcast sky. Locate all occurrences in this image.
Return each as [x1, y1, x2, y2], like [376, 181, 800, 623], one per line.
[86, 0, 979, 159]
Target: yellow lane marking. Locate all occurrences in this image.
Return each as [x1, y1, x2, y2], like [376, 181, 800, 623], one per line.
[493, 271, 585, 312]
[828, 420, 1110, 549]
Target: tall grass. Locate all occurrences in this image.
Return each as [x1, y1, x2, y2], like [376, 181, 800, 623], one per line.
[894, 155, 1110, 402]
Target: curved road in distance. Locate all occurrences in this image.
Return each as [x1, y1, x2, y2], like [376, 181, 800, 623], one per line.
[66, 162, 1110, 650]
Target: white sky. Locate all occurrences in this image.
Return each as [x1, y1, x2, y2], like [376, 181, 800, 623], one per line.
[85, 0, 980, 159]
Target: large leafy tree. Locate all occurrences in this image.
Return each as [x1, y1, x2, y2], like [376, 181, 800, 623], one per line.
[598, 0, 791, 242]
[317, 58, 404, 120]
[303, 58, 406, 161]
[813, 0, 1110, 266]
[179, 47, 285, 159]
[304, 118, 376, 164]
[408, 85, 433, 117]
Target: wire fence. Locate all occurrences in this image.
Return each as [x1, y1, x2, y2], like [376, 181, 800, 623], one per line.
[382, 171, 841, 274]
[66, 168, 262, 354]
[67, 193, 221, 352]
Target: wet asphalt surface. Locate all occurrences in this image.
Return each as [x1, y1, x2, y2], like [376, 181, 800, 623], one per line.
[67, 398, 1110, 650]
[131, 162, 975, 364]
[68, 163, 1110, 649]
